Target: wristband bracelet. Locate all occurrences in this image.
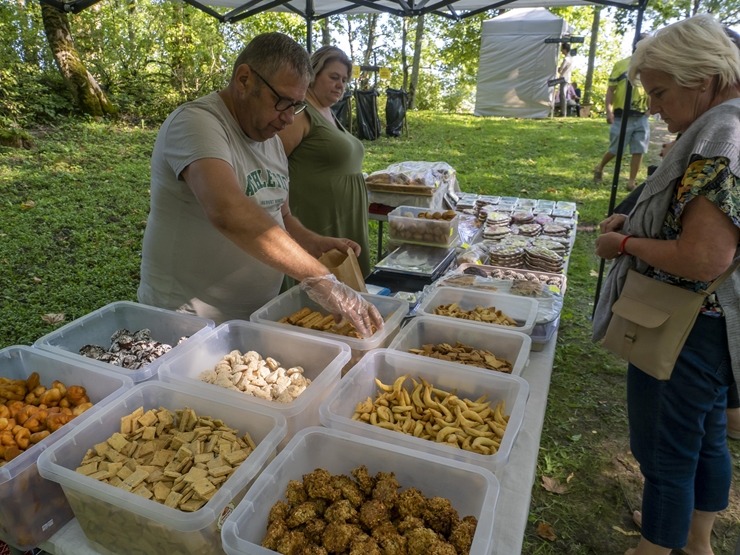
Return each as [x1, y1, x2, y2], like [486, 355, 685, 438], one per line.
[618, 235, 633, 256]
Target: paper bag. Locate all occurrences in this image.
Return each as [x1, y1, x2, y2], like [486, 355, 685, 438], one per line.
[319, 248, 367, 293]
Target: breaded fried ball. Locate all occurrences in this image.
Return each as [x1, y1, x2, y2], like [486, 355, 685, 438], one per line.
[359, 499, 390, 530]
[396, 487, 426, 519]
[268, 500, 291, 524]
[286, 500, 325, 528]
[275, 529, 308, 555]
[322, 522, 361, 553]
[285, 479, 308, 505]
[324, 499, 359, 523]
[449, 517, 477, 555]
[397, 515, 425, 534]
[372, 471, 400, 505]
[426, 540, 457, 555]
[303, 518, 327, 544]
[304, 468, 342, 502]
[351, 465, 376, 495]
[422, 496, 460, 536]
[349, 534, 382, 555]
[405, 526, 439, 555]
[332, 474, 364, 508]
[261, 518, 288, 551]
[371, 521, 407, 555]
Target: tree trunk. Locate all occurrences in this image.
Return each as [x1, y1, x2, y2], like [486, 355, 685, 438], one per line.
[359, 14, 378, 89]
[40, 3, 116, 116]
[409, 14, 424, 109]
[322, 19, 332, 46]
[583, 6, 600, 108]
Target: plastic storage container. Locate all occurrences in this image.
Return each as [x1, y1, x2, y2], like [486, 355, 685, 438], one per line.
[34, 301, 214, 383]
[37, 381, 286, 555]
[157, 320, 351, 446]
[319, 349, 529, 473]
[416, 286, 539, 335]
[0, 346, 132, 550]
[388, 205, 460, 247]
[530, 316, 560, 351]
[250, 286, 407, 373]
[221, 427, 499, 555]
[388, 316, 531, 376]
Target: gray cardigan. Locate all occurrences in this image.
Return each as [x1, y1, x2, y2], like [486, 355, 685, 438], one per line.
[592, 98, 740, 397]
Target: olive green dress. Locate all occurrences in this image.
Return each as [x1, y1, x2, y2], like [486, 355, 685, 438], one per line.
[287, 103, 371, 277]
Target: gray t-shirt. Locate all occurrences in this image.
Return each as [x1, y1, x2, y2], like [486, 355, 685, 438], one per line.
[138, 92, 289, 323]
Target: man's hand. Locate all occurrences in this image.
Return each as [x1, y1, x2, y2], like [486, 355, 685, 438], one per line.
[300, 274, 384, 338]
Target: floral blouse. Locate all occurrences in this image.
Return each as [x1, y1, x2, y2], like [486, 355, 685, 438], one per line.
[650, 156, 739, 316]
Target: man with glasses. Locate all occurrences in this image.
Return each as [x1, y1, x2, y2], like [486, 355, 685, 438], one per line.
[139, 32, 382, 337]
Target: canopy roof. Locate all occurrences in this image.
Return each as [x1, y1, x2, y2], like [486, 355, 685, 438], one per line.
[45, 0, 645, 23]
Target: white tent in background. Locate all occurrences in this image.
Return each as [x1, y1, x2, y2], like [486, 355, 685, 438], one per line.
[474, 8, 566, 118]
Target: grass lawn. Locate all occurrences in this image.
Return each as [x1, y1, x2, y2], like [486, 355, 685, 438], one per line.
[1, 112, 738, 554]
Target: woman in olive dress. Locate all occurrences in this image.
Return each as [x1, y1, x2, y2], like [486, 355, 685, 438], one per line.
[278, 46, 371, 277]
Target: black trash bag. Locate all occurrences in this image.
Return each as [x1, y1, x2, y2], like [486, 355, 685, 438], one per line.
[353, 89, 381, 140]
[331, 90, 352, 130]
[385, 88, 407, 137]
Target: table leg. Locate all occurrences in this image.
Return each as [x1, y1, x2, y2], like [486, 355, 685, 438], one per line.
[376, 220, 384, 263]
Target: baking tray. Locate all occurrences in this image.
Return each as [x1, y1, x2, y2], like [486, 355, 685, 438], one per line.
[375, 243, 457, 278]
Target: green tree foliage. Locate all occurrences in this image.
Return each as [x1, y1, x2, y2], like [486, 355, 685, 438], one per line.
[1, 0, 651, 126]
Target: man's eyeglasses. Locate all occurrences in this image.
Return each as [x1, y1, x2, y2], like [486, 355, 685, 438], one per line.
[250, 67, 308, 115]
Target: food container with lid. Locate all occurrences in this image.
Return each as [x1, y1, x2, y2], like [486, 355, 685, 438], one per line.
[37, 381, 286, 555]
[388, 316, 531, 376]
[250, 286, 407, 374]
[416, 286, 539, 335]
[157, 320, 350, 447]
[319, 348, 529, 473]
[34, 301, 214, 383]
[221, 426, 499, 555]
[387, 205, 460, 247]
[0, 346, 132, 550]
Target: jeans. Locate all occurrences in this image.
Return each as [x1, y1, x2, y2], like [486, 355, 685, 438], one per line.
[628, 314, 733, 549]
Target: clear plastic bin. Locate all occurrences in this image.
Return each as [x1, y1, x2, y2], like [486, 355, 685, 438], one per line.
[221, 427, 499, 555]
[250, 286, 407, 373]
[388, 316, 531, 376]
[319, 349, 529, 473]
[0, 346, 132, 550]
[531, 316, 559, 351]
[34, 301, 214, 383]
[388, 205, 460, 247]
[37, 381, 286, 555]
[416, 286, 539, 335]
[157, 320, 351, 447]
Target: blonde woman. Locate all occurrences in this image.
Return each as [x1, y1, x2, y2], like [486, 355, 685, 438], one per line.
[278, 46, 371, 277]
[593, 14, 740, 555]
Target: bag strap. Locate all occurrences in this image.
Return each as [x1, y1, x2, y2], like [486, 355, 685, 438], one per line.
[704, 259, 740, 295]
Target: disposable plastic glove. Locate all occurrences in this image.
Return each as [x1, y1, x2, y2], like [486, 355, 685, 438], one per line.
[299, 274, 384, 338]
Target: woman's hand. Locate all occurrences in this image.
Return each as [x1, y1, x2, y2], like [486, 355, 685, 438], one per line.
[595, 232, 629, 260]
[316, 236, 361, 258]
[599, 213, 627, 234]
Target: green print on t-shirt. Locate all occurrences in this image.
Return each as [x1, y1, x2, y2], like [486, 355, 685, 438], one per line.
[245, 168, 288, 197]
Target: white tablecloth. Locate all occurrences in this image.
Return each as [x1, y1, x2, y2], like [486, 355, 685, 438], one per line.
[41, 334, 556, 555]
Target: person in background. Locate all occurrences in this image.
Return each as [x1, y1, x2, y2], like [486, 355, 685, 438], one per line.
[278, 45, 371, 277]
[593, 14, 739, 555]
[566, 81, 581, 117]
[593, 34, 651, 191]
[557, 43, 574, 117]
[138, 33, 382, 337]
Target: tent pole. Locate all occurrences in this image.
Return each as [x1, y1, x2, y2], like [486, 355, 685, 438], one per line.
[592, 0, 647, 318]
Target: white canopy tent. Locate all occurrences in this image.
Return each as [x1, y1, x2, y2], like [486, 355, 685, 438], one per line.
[474, 8, 566, 118]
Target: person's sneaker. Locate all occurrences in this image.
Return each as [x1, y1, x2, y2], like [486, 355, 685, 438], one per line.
[593, 167, 603, 182]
